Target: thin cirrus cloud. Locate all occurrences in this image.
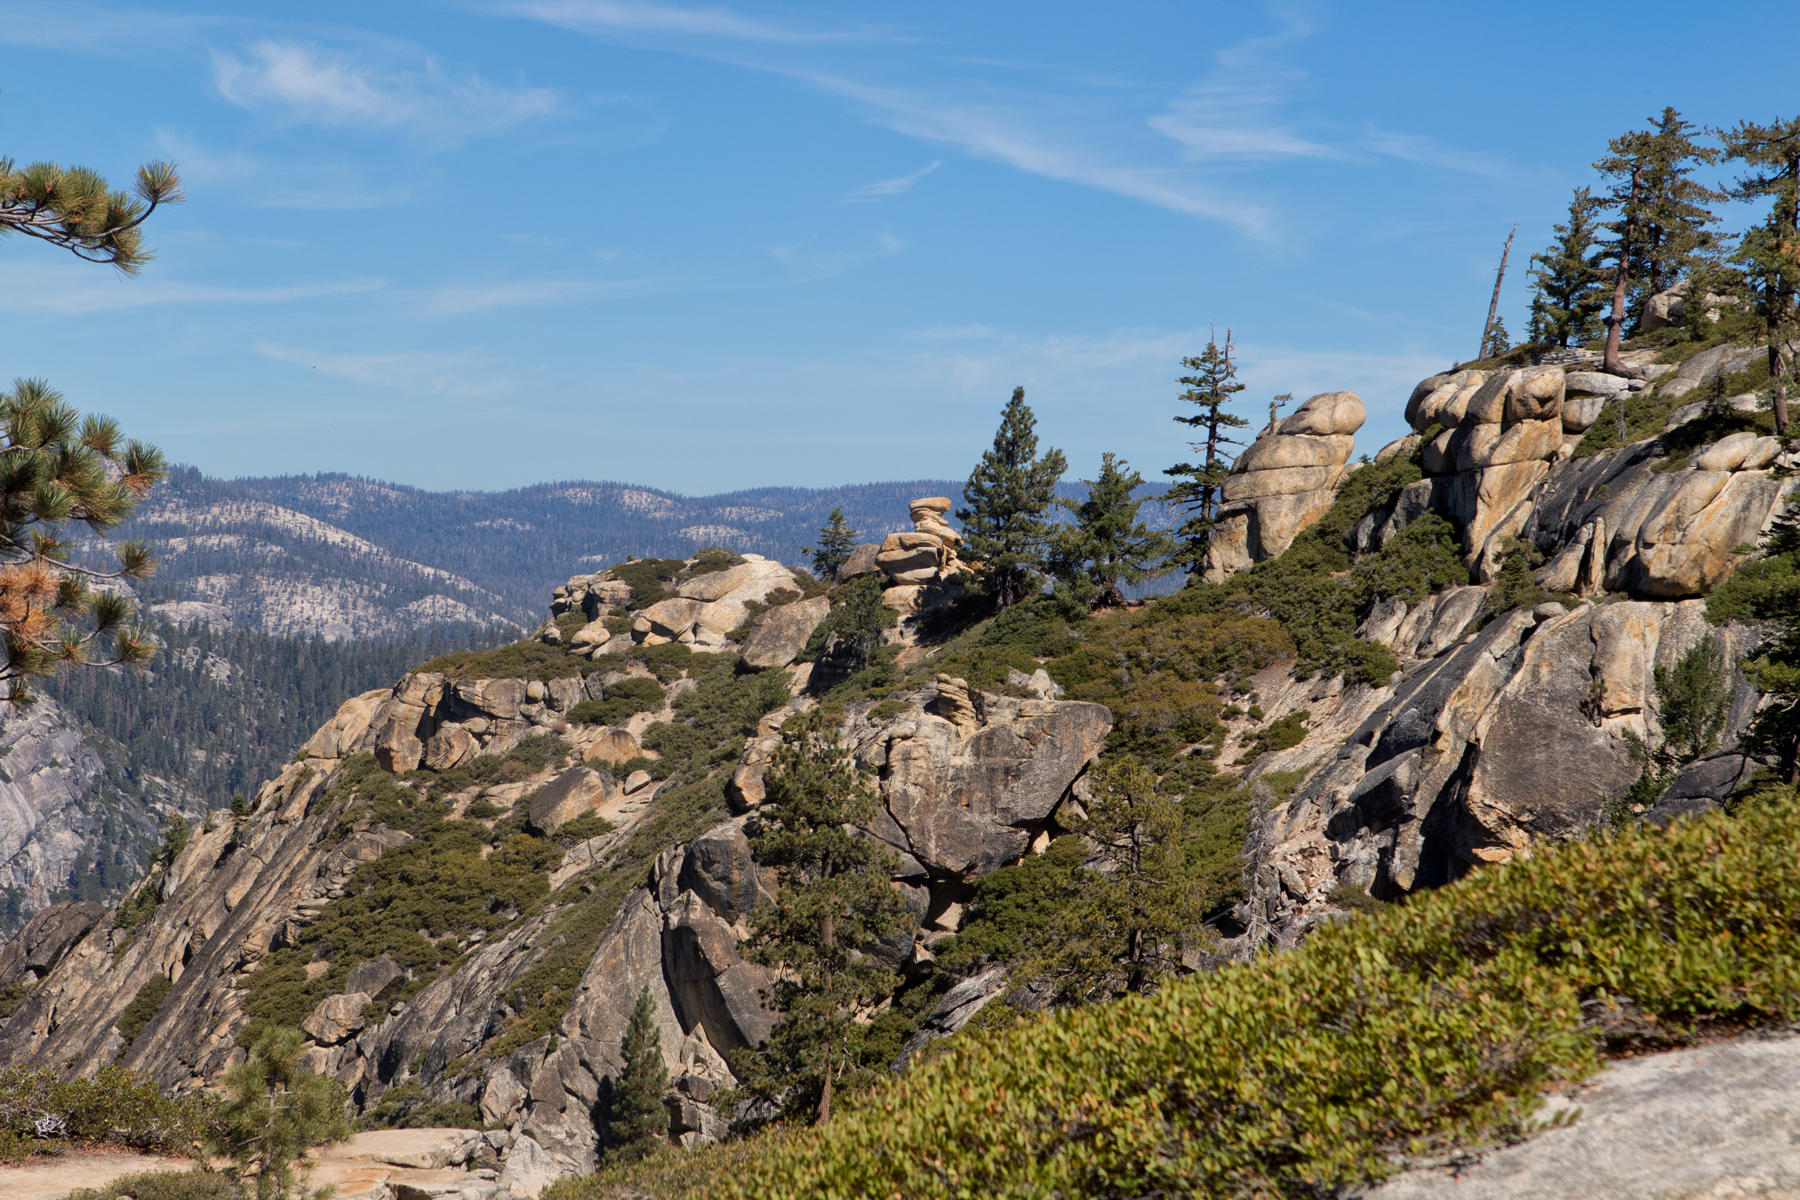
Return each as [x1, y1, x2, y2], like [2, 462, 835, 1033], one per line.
[0, 261, 384, 316]
[495, 0, 866, 45]
[254, 341, 514, 399]
[152, 128, 412, 211]
[844, 159, 941, 202]
[211, 39, 559, 141]
[769, 231, 905, 281]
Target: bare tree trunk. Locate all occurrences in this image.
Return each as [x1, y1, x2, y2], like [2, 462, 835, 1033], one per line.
[815, 913, 835, 1126]
[1480, 224, 1516, 359]
[1603, 166, 1647, 379]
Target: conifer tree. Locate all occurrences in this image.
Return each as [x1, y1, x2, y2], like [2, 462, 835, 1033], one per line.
[1049, 453, 1174, 608]
[1, 156, 182, 272]
[0, 391, 165, 706]
[1719, 115, 1800, 439]
[609, 986, 670, 1161]
[0, 153, 177, 703]
[1594, 108, 1719, 376]
[1636, 107, 1722, 304]
[1709, 508, 1800, 783]
[1164, 331, 1249, 568]
[1481, 315, 1512, 359]
[804, 507, 858, 580]
[1527, 187, 1606, 347]
[208, 1026, 351, 1200]
[737, 722, 912, 1125]
[1030, 756, 1211, 1003]
[956, 388, 1067, 610]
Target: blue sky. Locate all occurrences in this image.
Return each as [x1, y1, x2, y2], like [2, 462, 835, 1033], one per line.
[5, 1, 1797, 493]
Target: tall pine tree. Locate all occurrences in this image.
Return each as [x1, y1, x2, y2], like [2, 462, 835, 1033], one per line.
[736, 722, 912, 1125]
[1527, 187, 1606, 347]
[1720, 115, 1800, 439]
[1049, 453, 1174, 608]
[1636, 107, 1722, 305]
[804, 507, 859, 580]
[956, 388, 1067, 610]
[608, 986, 669, 1161]
[1164, 332, 1249, 569]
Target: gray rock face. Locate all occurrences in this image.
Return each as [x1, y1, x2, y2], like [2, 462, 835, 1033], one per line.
[1363, 1033, 1800, 1200]
[1244, 597, 1763, 936]
[851, 690, 1113, 878]
[0, 901, 103, 989]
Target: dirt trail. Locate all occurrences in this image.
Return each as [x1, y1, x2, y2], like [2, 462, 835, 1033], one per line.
[0, 1151, 195, 1200]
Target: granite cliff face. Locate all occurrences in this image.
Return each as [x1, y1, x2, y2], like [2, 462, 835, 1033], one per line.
[0, 545, 1109, 1187]
[0, 341, 1793, 1196]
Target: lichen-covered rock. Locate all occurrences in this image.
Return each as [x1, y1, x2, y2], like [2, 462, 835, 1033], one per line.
[525, 767, 619, 834]
[0, 901, 103, 989]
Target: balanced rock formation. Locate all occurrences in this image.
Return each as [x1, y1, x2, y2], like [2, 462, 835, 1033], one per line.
[874, 496, 968, 611]
[1203, 391, 1365, 580]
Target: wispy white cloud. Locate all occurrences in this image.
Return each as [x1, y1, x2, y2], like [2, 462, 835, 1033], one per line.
[769, 231, 905, 281]
[496, 0, 865, 45]
[212, 39, 559, 142]
[152, 128, 413, 211]
[254, 341, 514, 398]
[804, 73, 1274, 239]
[1145, 4, 1508, 179]
[844, 159, 941, 202]
[417, 277, 663, 316]
[0, 261, 384, 315]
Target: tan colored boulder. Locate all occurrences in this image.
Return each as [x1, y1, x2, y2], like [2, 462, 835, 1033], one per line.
[526, 766, 619, 834]
[1237, 432, 1356, 472]
[909, 496, 953, 519]
[677, 560, 798, 604]
[1279, 391, 1366, 437]
[422, 725, 477, 771]
[836, 543, 882, 581]
[741, 596, 830, 669]
[303, 992, 371, 1045]
[570, 620, 612, 650]
[581, 726, 641, 765]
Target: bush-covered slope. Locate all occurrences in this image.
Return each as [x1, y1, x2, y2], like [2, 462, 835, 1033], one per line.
[566, 781, 1800, 1199]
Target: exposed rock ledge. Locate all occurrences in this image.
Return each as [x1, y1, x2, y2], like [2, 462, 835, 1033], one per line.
[1363, 1031, 1800, 1199]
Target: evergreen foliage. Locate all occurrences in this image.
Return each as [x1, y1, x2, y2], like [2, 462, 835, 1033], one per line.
[810, 574, 895, 678]
[802, 508, 858, 580]
[1479, 315, 1511, 358]
[1527, 187, 1606, 347]
[609, 987, 670, 1160]
[956, 388, 1068, 610]
[1718, 115, 1800, 438]
[1164, 332, 1250, 569]
[209, 1026, 351, 1200]
[0, 379, 166, 704]
[1048, 453, 1174, 608]
[0, 156, 182, 272]
[1708, 505, 1800, 781]
[735, 723, 912, 1125]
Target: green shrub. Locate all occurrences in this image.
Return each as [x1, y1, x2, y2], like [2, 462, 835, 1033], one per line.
[418, 638, 590, 684]
[71, 1172, 246, 1200]
[358, 1082, 484, 1131]
[688, 547, 745, 575]
[568, 678, 665, 725]
[578, 787, 1800, 1199]
[116, 974, 172, 1050]
[1241, 710, 1309, 760]
[609, 559, 687, 610]
[0, 1065, 211, 1158]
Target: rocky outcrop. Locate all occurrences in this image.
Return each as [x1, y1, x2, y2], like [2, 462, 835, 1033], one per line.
[0, 901, 103, 990]
[1238, 595, 1765, 943]
[874, 497, 969, 613]
[1204, 392, 1365, 580]
[633, 559, 800, 651]
[1525, 433, 1788, 598]
[1364, 1032, 1800, 1200]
